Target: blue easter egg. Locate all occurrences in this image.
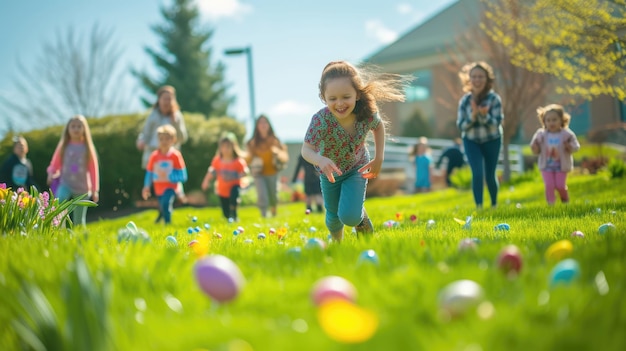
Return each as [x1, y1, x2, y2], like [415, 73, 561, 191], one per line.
[258, 233, 266, 239]
[598, 223, 616, 234]
[287, 247, 302, 258]
[495, 223, 510, 231]
[305, 238, 326, 250]
[192, 216, 198, 222]
[358, 249, 380, 265]
[233, 230, 240, 236]
[309, 226, 317, 233]
[194, 226, 201, 233]
[549, 258, 580, 287]
[187, 227, 194, 234]
[166, 236, 177, 246]
[204, 223, 211, 230]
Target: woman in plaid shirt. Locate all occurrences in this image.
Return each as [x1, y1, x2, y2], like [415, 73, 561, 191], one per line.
[456, 62, 504, 209]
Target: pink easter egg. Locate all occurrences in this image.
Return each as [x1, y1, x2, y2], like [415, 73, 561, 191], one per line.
[571, 230, 584, 238]
[311, 276, 357, 306]
[497, 245, 523, 274]
[194, 255, 245, 303]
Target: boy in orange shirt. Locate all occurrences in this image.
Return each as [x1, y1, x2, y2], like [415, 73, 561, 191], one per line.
[142, 125, 187, 224]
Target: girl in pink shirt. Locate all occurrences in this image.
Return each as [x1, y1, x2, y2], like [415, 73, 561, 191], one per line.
[47, 115, 100, 225]
[530, 104, 580, 205]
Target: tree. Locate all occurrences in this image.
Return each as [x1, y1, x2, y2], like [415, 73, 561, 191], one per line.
[0, 24, 132, 134]
[482, 0, 626, 99]
[400, 109, 433, 138]
[441, 0, 551, 181]
[134, 0, 232, 118]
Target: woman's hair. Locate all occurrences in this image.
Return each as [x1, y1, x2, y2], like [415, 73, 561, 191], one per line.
[153, 85, 180, 117]
[318, 61, 413, 122]
[537, 104, 571, 128]
[219, 133, 243, 159]
[459, 61, 495, 103]
[248, 114, 279, 148]
[58, 115, 98, 165]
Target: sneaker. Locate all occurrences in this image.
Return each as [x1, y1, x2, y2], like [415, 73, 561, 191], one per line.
[331, 228, 344, 242]
[355, 213, 374, 236]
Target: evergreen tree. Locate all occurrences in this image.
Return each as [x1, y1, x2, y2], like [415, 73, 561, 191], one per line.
[134, 0, 232, 117]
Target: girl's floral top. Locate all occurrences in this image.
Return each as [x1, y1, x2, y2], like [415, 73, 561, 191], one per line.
[304, 107, 381, 174]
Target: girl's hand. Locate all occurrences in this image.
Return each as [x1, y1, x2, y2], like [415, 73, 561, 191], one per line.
[563, 139, 572, 153]
[136, 139, 145, 151]
[201, 176, 211, 191]
[531, 142, 540, 154]
[317, 157, 342, 183]
[141, 186, 151, 200]
[359, 159, 383, 179]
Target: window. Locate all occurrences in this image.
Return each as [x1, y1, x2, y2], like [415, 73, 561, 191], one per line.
[405, 70, 432, 102]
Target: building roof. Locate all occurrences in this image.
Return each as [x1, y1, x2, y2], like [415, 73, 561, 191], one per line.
[366, 0, 481, 65]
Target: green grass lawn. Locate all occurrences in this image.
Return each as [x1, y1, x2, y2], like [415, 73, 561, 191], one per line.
[1, 172, 625, 351]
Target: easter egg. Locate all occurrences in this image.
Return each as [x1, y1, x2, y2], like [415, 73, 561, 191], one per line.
[188, 240, 199, 247]
[598, 223, 616, 234]
[305, 209, 311, 215]
[410, 214, 418, 222]
[438, 280, 484, 317]
[357, 250, 380, 266]
[496, 245, 522, 274]
[243, 239, 253, 244]
[194, 255, 245, 302]
[458, 238, 477, 252]
[311, 276, 357, 306]
[549, 259, 580, 287]
[187, 227, 194, 234]
[426, 219, 436, 228]
[237, 226, 245, 233]
[545, 240, 573, 262]
[166, 236, 177, 246]
[570, 230, 584, 238]
[383, 220, 398, 228]
[257, 233, 266, 239]
[305, 238, 326, 250]
[192, 216, 198, 222]
[494, 223, 510, 231]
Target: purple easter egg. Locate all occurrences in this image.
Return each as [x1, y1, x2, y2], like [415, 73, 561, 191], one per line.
[194, 255, 245, 303]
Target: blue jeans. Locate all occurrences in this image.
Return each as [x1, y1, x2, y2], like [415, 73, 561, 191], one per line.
[158, 188, 176, 224]
[55, 184, 88, 226]
[320, 168, 368, 232]
[463, 138, 501, 207]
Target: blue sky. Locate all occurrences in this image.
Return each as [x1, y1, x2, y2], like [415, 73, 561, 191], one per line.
[0, 0, 456, 141]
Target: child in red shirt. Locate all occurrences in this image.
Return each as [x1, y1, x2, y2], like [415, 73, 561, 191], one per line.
[202, 134, 248, 221]
[142, 125, 187, 224]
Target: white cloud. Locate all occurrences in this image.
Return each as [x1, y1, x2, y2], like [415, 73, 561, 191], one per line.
[365, 20, 398, 44]
[267, 100, 315, 142]
[396, 3, 413, 15]
[195, 0, 253, 21]
[395, 3, 428, 23]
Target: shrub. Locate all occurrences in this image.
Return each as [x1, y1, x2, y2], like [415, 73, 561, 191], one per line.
[0, 113, 247, 216]
[607, 158, 625, 179]
[449, 166, 472, 190]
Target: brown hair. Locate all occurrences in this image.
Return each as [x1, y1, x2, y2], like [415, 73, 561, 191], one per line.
[156, 124, 178, 141]
[248, 114, 279, 149]
[536, 104, 571, 128]
[57, 115, 98, 165]
[153, 85, 180, 117]
[318, 61, 412, 122]
[218, 133, 244, 159]
[459, 61, 495, 104]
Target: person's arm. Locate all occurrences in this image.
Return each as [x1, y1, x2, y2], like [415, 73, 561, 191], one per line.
[46, 144, 63, 184]
[137, 111, 156, 150]
[483, 93, 504, 127]
[530, 130, 542, 155]
[564, 130, 581, 154]
[360, 122, 385, 179]
[302, 142, 341, 183]
[142, 155, 155, 200]
[169, 152, 188, 183]
[173, 111, 188, 145]
[88, 150, 100, 202]
[201, 166, 215, 191]
[456, 95, 473, 131]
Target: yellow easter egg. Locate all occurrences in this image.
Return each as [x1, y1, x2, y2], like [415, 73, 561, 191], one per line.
[545, 240, 573, 262]
[317, 299, 378, 343]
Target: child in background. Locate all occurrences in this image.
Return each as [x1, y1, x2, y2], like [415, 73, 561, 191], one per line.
[530, 104, 580, 205]
[46, 115, 99, 226]
[292, 155, 324, 213]
[411, 137, 432, 193]
[1, 136, 38, 191]
[201, 134, 248, 222]
[302, 60, 412, 242]
[142, 124, 188, 224]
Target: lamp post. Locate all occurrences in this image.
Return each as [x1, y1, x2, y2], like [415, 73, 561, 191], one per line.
[224, 46, 256, 132]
